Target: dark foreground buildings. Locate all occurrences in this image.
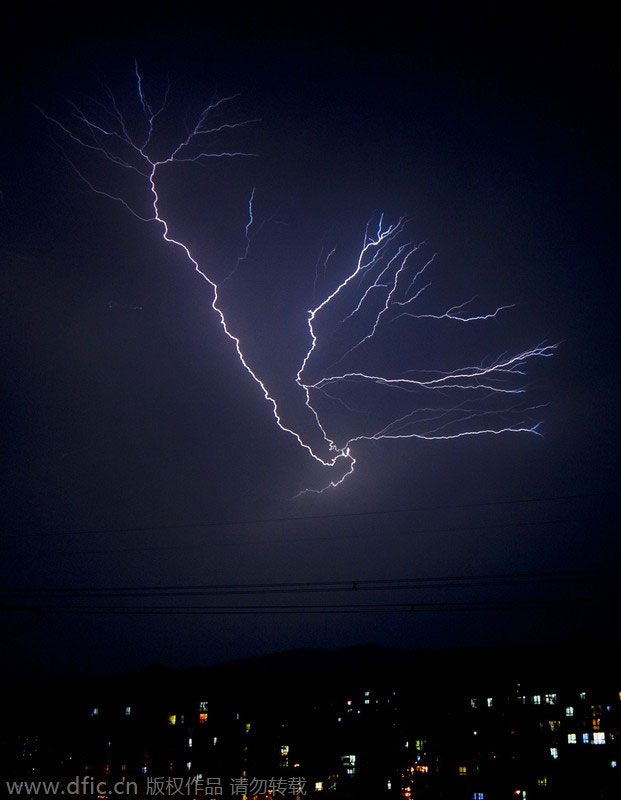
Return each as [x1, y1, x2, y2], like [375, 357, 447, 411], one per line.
[2, 640, 620, 799]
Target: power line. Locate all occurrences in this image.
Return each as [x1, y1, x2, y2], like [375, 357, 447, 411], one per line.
[0, 515, 609, 558]
[2, 598, 617, 616]
[1, 567, 617, 599]
[2, 491, 612, 540]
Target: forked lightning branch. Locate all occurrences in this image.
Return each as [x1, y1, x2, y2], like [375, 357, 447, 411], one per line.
[40, 67, 556, 494]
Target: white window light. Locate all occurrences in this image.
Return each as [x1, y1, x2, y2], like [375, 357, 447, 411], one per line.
[550, 748, 558, 759]
[341, 753, 356, 774]
[593, 732, 605, 745]
[565, 706, 574, 717]
[568, 733, 577, 744]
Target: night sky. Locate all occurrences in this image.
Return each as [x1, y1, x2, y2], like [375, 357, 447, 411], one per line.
[1, 3, 618, 676]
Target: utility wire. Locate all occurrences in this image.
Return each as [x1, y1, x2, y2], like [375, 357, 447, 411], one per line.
[2, 491, 612, 540]
[2, 598, 617, 616]
[1, 568, 618, 599]
[0, 515, 610, 558]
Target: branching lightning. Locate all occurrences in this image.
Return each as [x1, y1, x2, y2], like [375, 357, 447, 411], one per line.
[41, 69, 557, 495]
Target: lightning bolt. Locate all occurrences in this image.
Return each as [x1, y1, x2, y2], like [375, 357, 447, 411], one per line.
[41, 68, 557, 495]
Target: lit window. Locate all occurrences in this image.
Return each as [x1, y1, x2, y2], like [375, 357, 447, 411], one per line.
[186, 761, 191, 770]
[280, 745, 289, 756]
[472, 794, 485, 800]
[364, 691, 370, 697]
[387, 781, 391, 790]
[415, 740, 424, 751]
[364, 699, 370, 705]
[537, 778, 547, 787]
[549, 721, 560, 731]
[550, 748, 558, 759]
[168, 715, 176, 726]
[568, 733, 577, 744]
[532, 695, 541, 705]
[470, 698, 478, 709]
[458, 766, 467, 776]
[545, 694, 557, 705]
[199, 713, 207, 724]
[593, 718, 601, 731]
[188, 738, 193, 748]
[245, 723, 251, 733]
[611, 761, 617, 768]
[579, 692, 586, 700]
[90, 707, 99, 717]
[565, 706, 574, 717]
[487, 697, 493, 708]
[337, 717, 342, 723]
[593, 732, 605, 745]
[212, 737, 217, 746]
[125, 706, 131, 716]
[121, 765, 127, 772]
[341, 754, 356, 775]
[199, 701, 208, 712]
[583, 733, 590, 744]
[346, 700, 352, 706]
[314, 782, 323, 792]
